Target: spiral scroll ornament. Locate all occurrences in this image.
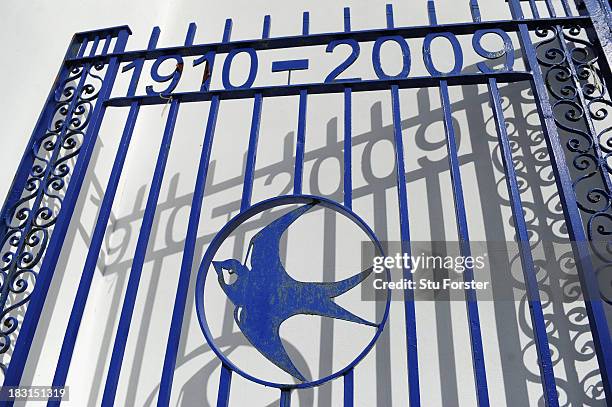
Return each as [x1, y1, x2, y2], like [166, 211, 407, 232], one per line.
[0, 62, 105, 376]
[535, 25, 612, 305]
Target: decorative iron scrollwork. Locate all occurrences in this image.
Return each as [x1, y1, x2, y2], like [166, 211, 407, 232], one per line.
[0, 62, 105, 375]
[535, 24, 612, 306]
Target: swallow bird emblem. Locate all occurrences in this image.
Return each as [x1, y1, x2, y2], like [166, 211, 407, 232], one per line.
[213, 202, 376, 382]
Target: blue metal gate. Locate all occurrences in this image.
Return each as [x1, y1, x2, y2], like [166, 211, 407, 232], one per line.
[0, 0, 611, 405]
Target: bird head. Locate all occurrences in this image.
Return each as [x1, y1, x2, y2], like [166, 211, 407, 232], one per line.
[212, 259, 249, 305]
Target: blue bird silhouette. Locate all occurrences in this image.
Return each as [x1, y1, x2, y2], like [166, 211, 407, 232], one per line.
[213, 202, 376, 382]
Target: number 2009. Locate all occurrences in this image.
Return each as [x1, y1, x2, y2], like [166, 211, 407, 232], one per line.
[324, 30, 515, 83]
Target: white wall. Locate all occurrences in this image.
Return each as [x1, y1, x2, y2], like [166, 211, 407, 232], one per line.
[0, 1, 606, 406]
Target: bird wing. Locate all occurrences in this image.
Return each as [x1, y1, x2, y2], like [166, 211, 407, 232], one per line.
[249, 203, 316, 274]
[236, 305, 307, 382]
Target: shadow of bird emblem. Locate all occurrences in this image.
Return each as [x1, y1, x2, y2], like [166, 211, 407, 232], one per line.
[212, 202, 376, 382]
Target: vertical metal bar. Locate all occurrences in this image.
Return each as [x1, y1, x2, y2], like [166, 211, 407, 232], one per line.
[431, 4, 490, 402]
[262, 15, 271, 39]
[101, 34, 112, 56]
[101, 99, 180, 406]
[487, 78, 560, 406]
[427, 0, 438, 25]
[205, 17, 267, 401]
[470, 0, 482, 22]
[223, 19, 233, 43]
[302, 12, 310, 36]
[48, 28, 156, 405]
[386, 4, 394, 28]
[390, 85, 420, 407]
[77, 38, 88, 58]
[439, 80, 490, 407]
[561, 0, 573, 16]
[344, 368, 354, 407]
[544, 0, 557, 17]
[508, 0, 612, 401]
[294, 90, 307, 194]
[88, 36, 100, 57]
[1, 29, 130, 399]
[342, 10, 352, 209]
[528, 0, 541, 18]
[241, 93, 263, 210]
[158, 94, 219, 406]
[280, 390, 291, 407]
[343, 7, 351, 32]
[240, 16, 269, 210]
[343, 88, 352, 209]
[293, 14, 310, 195]
[49, 102, 141, 405]
[185, 22, 197, 46]
[214, 22, 237, 407]
[216, 365, 232, 407]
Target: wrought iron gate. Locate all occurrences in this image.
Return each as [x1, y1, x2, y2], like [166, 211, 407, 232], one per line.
[0, 0, 611, 405]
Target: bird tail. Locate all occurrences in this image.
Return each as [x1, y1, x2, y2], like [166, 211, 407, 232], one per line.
[323, 267, 373, 298]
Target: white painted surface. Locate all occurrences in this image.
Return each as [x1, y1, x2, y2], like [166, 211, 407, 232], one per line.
[0, 1, 605, 406]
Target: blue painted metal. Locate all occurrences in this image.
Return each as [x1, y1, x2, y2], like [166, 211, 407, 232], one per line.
[101, 98, 180, 406]
[211, 203, 377, 381]
[262, 15, 271, 39]
[146, 54, 184, 96]
[390, 85, 421, 406]
[344, 88, 352, 209]
[271, 59, 309, 72]
[1, 2, 611, 406]
[47, 26, 159, 405]
[423, 32, 463, 76]
[439, 80, 490, 407]
[324, 39, 361, 83]
[508, 0, 612, 401]
[0, 27, 131, 404]
[386, 4, 395, 28]
[105, 72, 533, 107]
[344, 368, 354, 407]
[195, 195, 391, 389]
[429, 4, 489, 404]
[222, 48, 258, 90]
[372, 36, 411, 80]
[217, 364, 233, 407]
[472, 29, 514, 73]
[62, 16, 591, 69]
[280, 389, 291, 407]
[487, 78, 559, 407]
[241, 93, 263, 211]
[561, 0, 572, 16]
[342, 6, 353, 210]
[223, 19, 233, 43]
[158, 94, 220, 406]
[44, 27, 158, 407]
[292, 13, 310, 196]
[49, 102, 140, 405]
[302, 12, 310, 36]
[344, 7, 351, 32]
[294, 89, 307, 195]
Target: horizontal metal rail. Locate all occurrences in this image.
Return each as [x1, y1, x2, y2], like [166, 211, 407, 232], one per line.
[105, 71, 533, 106]
[68, 16, 590, 66]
